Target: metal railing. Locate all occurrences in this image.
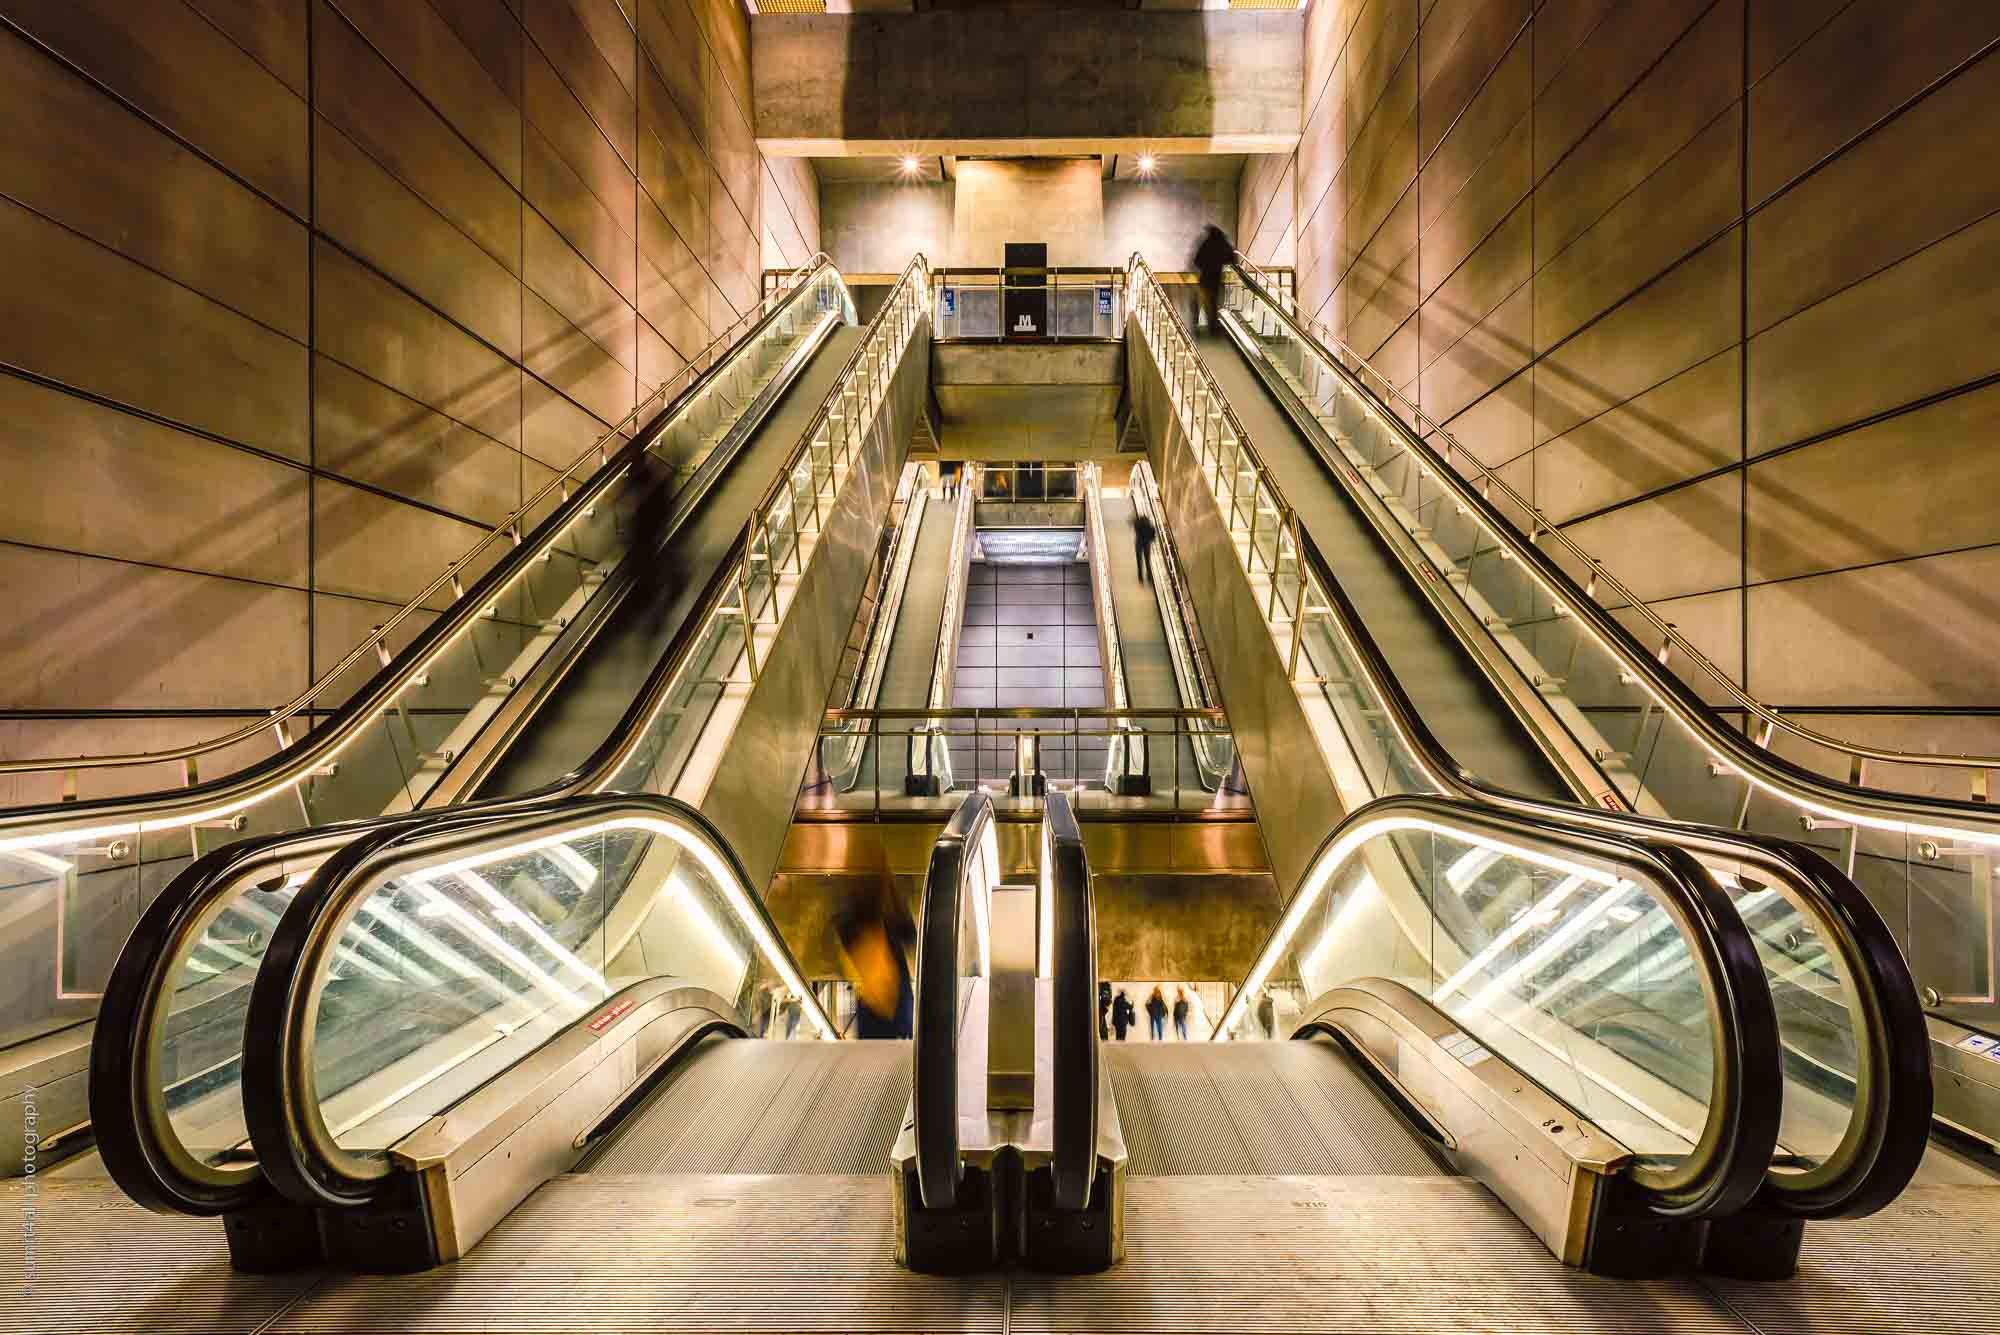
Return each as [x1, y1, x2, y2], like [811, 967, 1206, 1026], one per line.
[931, 266, 1127, 341]
[1230, 251, 2000, 799]
[978, 462, 1083, 501]
[803, 706, 1242, 819]
[81, 253, 937, 1214]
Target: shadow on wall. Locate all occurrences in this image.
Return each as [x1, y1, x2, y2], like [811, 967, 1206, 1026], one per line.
[1331, 245, 2000, 708]
[840, 6, 1214, 148]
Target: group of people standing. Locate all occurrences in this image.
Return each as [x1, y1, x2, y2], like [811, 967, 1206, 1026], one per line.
[1100, 982, 1199, 1042]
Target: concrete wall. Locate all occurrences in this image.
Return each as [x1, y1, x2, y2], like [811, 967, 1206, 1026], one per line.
[953, 159, 1104, 268]
[0, 0, 804, 797]
[820, 168, 1237, 272]
[1251, 0, 2000, 759]
[753, 10, 1304, 155]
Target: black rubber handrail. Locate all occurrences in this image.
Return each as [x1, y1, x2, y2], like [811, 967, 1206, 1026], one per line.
[1282, 794, 1782, 1219]
[1140, 257, 1931, 1221]
[239, 793, 809, 1208]
[1043, 791, 1097, 1211]
[84, 505, 755, 1216]
[912, 790, 992, 1210]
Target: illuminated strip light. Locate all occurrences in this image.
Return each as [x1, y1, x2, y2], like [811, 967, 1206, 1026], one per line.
[1431, 875, 1588, 1002]
[1445, 847, 1501, 892]
[1212, 808, 1618, 1039]
[394, 815, 838, 1040]
[456, 869, 611, 995]
[1037, 820, 1053, 979]
[1296, 873, 1379, 996]
[545, 844, 601, 890]
[664, 870, 748, 982]
[1466, 883, 1630, 1014]
[326, 1024, 514, 1142]
[404, 881, 589, 1011]
[230, 894, 411, 986]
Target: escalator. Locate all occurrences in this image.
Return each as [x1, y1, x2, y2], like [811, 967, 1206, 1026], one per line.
[75, 256, 935, 1216]
[1187, 325, 1571, 804]
[1121, 253, 1943, 1272]
[0, 256, 861, 1157]
[1200, 256, 2000, 1156]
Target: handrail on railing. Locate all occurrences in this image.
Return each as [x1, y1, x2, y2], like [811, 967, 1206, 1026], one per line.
[1225, 255, 2000, 794]
[913, 790, 995, 1210]
[1043, 791, 1097, 1211]
[3, 253, 838, 782]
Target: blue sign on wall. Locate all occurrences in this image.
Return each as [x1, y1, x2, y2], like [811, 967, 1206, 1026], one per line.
[942, 288, 957, 317]
[1096, 286, 1112, 316]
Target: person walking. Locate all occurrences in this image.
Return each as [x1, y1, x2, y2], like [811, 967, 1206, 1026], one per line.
[1192, 224, 1233, 332]
[1145, 986, 1168, 1042]
[1132, 508, 1156, 586]
[1256, 988, 1278, 1040]
[1172, 987, 1191, 1042]
[1112, 989, 1136, 1041]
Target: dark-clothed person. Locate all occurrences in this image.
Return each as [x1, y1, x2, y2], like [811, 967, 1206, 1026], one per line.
[833, 872, 916, 1039]
[1099, 980, 1112, 1040]
[1172, 988, 1191, 1042]
[1132, 510, 1156, 585]
[1112, 990, 1137, 1041]
[1145, 986, 1168, 1042]
[1257, 989, 1278, 1039]
[1192, 225, 1233, 331]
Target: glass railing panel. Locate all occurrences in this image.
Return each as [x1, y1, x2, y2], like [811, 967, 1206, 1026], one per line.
[302, 815, 793, 1159]
[1224, 820, 1720, 1168]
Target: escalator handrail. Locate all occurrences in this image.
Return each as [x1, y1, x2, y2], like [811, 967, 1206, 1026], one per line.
[84, 252, 936, 1214]
[1224, 257, 2000, 837]
[0, 255, 845, 846]
[1250, 792, 1782, 1219]
[1300, 506, 1933, 1219]
[1044, 791, 1098, 1211]
[1134, 252, 1931, 1219]
[238, 792, 822, 1208]
[912, 790, 994, 1210]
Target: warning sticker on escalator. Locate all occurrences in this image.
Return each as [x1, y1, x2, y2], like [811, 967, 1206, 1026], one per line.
[588, 998, 637, 1033]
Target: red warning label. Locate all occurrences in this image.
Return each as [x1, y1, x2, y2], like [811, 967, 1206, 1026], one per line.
[588, 998, 636, 1033]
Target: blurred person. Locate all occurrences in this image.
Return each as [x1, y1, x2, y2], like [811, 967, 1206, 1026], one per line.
[1099, 980, 1112, 1041]
[1191, 224, 1233, 331]
[1112, 988, 1136, 1041]
[750, 982, 776, 1038]
[1145, 985, 1168, 1042]
[831, 865, 916, 1040]
[1172, 987, 1191, 1042]
[1131, 507, 1156, 586]
[1256, 988, 1277, 1040]
[780, 988, 802, 1040]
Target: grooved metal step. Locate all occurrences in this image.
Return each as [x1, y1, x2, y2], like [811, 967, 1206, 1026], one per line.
[8, 1177, 2000, 1332]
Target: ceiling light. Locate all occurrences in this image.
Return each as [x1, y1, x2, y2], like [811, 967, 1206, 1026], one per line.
[1137, 154, 1157, 175]
[899, 155, 921, 175]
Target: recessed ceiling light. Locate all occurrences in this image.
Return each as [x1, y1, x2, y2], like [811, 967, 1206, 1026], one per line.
[899, 155, 921, 175]
[1137, 154, 1157, 175]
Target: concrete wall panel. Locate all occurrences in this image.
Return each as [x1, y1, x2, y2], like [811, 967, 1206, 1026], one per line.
[0, 0, 768, 763]
[0, 196, 309, 459]
[0, 0, 309, 211]
[0, 34, 307, 339]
